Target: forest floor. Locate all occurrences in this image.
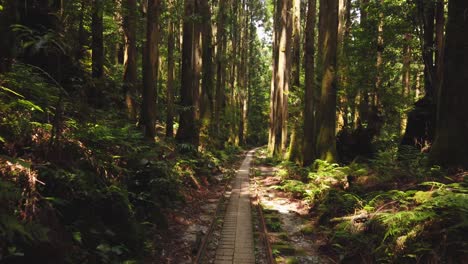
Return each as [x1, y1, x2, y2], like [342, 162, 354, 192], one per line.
[251, 153, 332, 264]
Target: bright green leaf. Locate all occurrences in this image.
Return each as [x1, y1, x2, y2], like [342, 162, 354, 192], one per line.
[1, 85, 25, 98]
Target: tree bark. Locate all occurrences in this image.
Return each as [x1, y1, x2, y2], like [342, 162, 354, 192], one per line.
[268, 1, 280, 155]
[214, 0, 227, 138]
[303, 0, 317, 166]
[200, 0, 214, 137]
[400, 0, 438, 151]
[166, 0, 176, 138]
[430, 0, 468, 168]
[123, 0, 138, 120]
[401, 34, 412, 134]
[418, 0, 435, 99]
[269, 0, 292, 157]
[357, 0, 370, 126]
[193, 0, 202, 131]
[288, 0, 302, 162]
[176, 0, 199, 145]
[229, 0, 239, 144]
[434, 0, 445, 99]
[374, 0, 384, 109]
[238, 0, 249, 145]
[141, 0, 160, 139]
[315, 0, 338, 162]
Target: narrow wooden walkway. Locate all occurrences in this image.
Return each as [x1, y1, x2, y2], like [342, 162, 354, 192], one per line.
[214, 149, 256, 264]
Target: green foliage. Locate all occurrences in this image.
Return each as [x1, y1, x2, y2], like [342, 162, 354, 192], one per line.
[0, 63, 61, 147]
[11, 24, 66, 56]
[263, 209, 282, 232]
[308, 160, 349, 181]
[269, 150, 467, 262]
[325, 178, 468, 263]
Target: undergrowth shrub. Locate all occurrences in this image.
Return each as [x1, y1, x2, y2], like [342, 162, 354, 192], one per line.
[326, 180, 468, 263]
[263, 149, 467, 263]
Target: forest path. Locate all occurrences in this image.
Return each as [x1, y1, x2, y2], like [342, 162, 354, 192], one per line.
[214, 149, 256, 264]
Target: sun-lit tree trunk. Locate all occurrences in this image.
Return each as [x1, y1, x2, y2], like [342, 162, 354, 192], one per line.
[238, 0, 249, 145]
[228, 0, 239, 144]
[199, 0, 214, 140]
[374, 0, 384, 109]
[315, 0, 338, 162]
[166, 0, 176, 138]
[269, 1, 279, 155]
[357, 0, 370, 126]
[92, 0, 104, 79]
[337, 0, 351, 129]
[430, 0, 468, 168]
[122, 0, 138, 120]
[288, 0, 302, 163]
[141, 0, 160, 139]
[193, 1, 202, 132]
[269, 0, 292, 157]
[281, 0, 292, 154]
[402, 35, 412, 99]
[176, 0, 199, 145]
[214, 0, 227, 138]
[113, 1, 124, 65]
[291, 0, 301, 90]
[400, 33, 412, 134]
[303, 0, 317, 166]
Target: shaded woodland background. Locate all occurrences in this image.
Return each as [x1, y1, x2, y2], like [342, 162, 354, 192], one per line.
[0, 0, 467, 263]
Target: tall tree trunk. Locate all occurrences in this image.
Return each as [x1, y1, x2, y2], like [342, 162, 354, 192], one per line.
[291, 0, 301, 90]
[269, 0, 292, 157]
[92, 0, 104, 79]
[401, 33, 412, 134]
[214, 0, 227, 138]
[336, 0, 351, 129]
[281, 0, 292, 154]
[166, 0, 176, 137]
[430, 0, 468, 168]
[374, 0, 384, 109]
[400, 0, 437, 150]
[434, 0, 445, 100]
[288, 0, 302, 162]
[123, 0, 138, 120]
[229, 0, 239, 144]
[303, 0, 317, 166]
[200, 0, 214, 138]
[113, 1, 124, 65]
[141, 0, 160, 139]
[193, 0, 202, 138]
[269, 2, 279, 155]
[238, 0, 249, 145]
[357, 0, 370, 126]
[315, 0, 338, 162]
[176, 0, 199, 145]
[418, 0, 435, 99]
